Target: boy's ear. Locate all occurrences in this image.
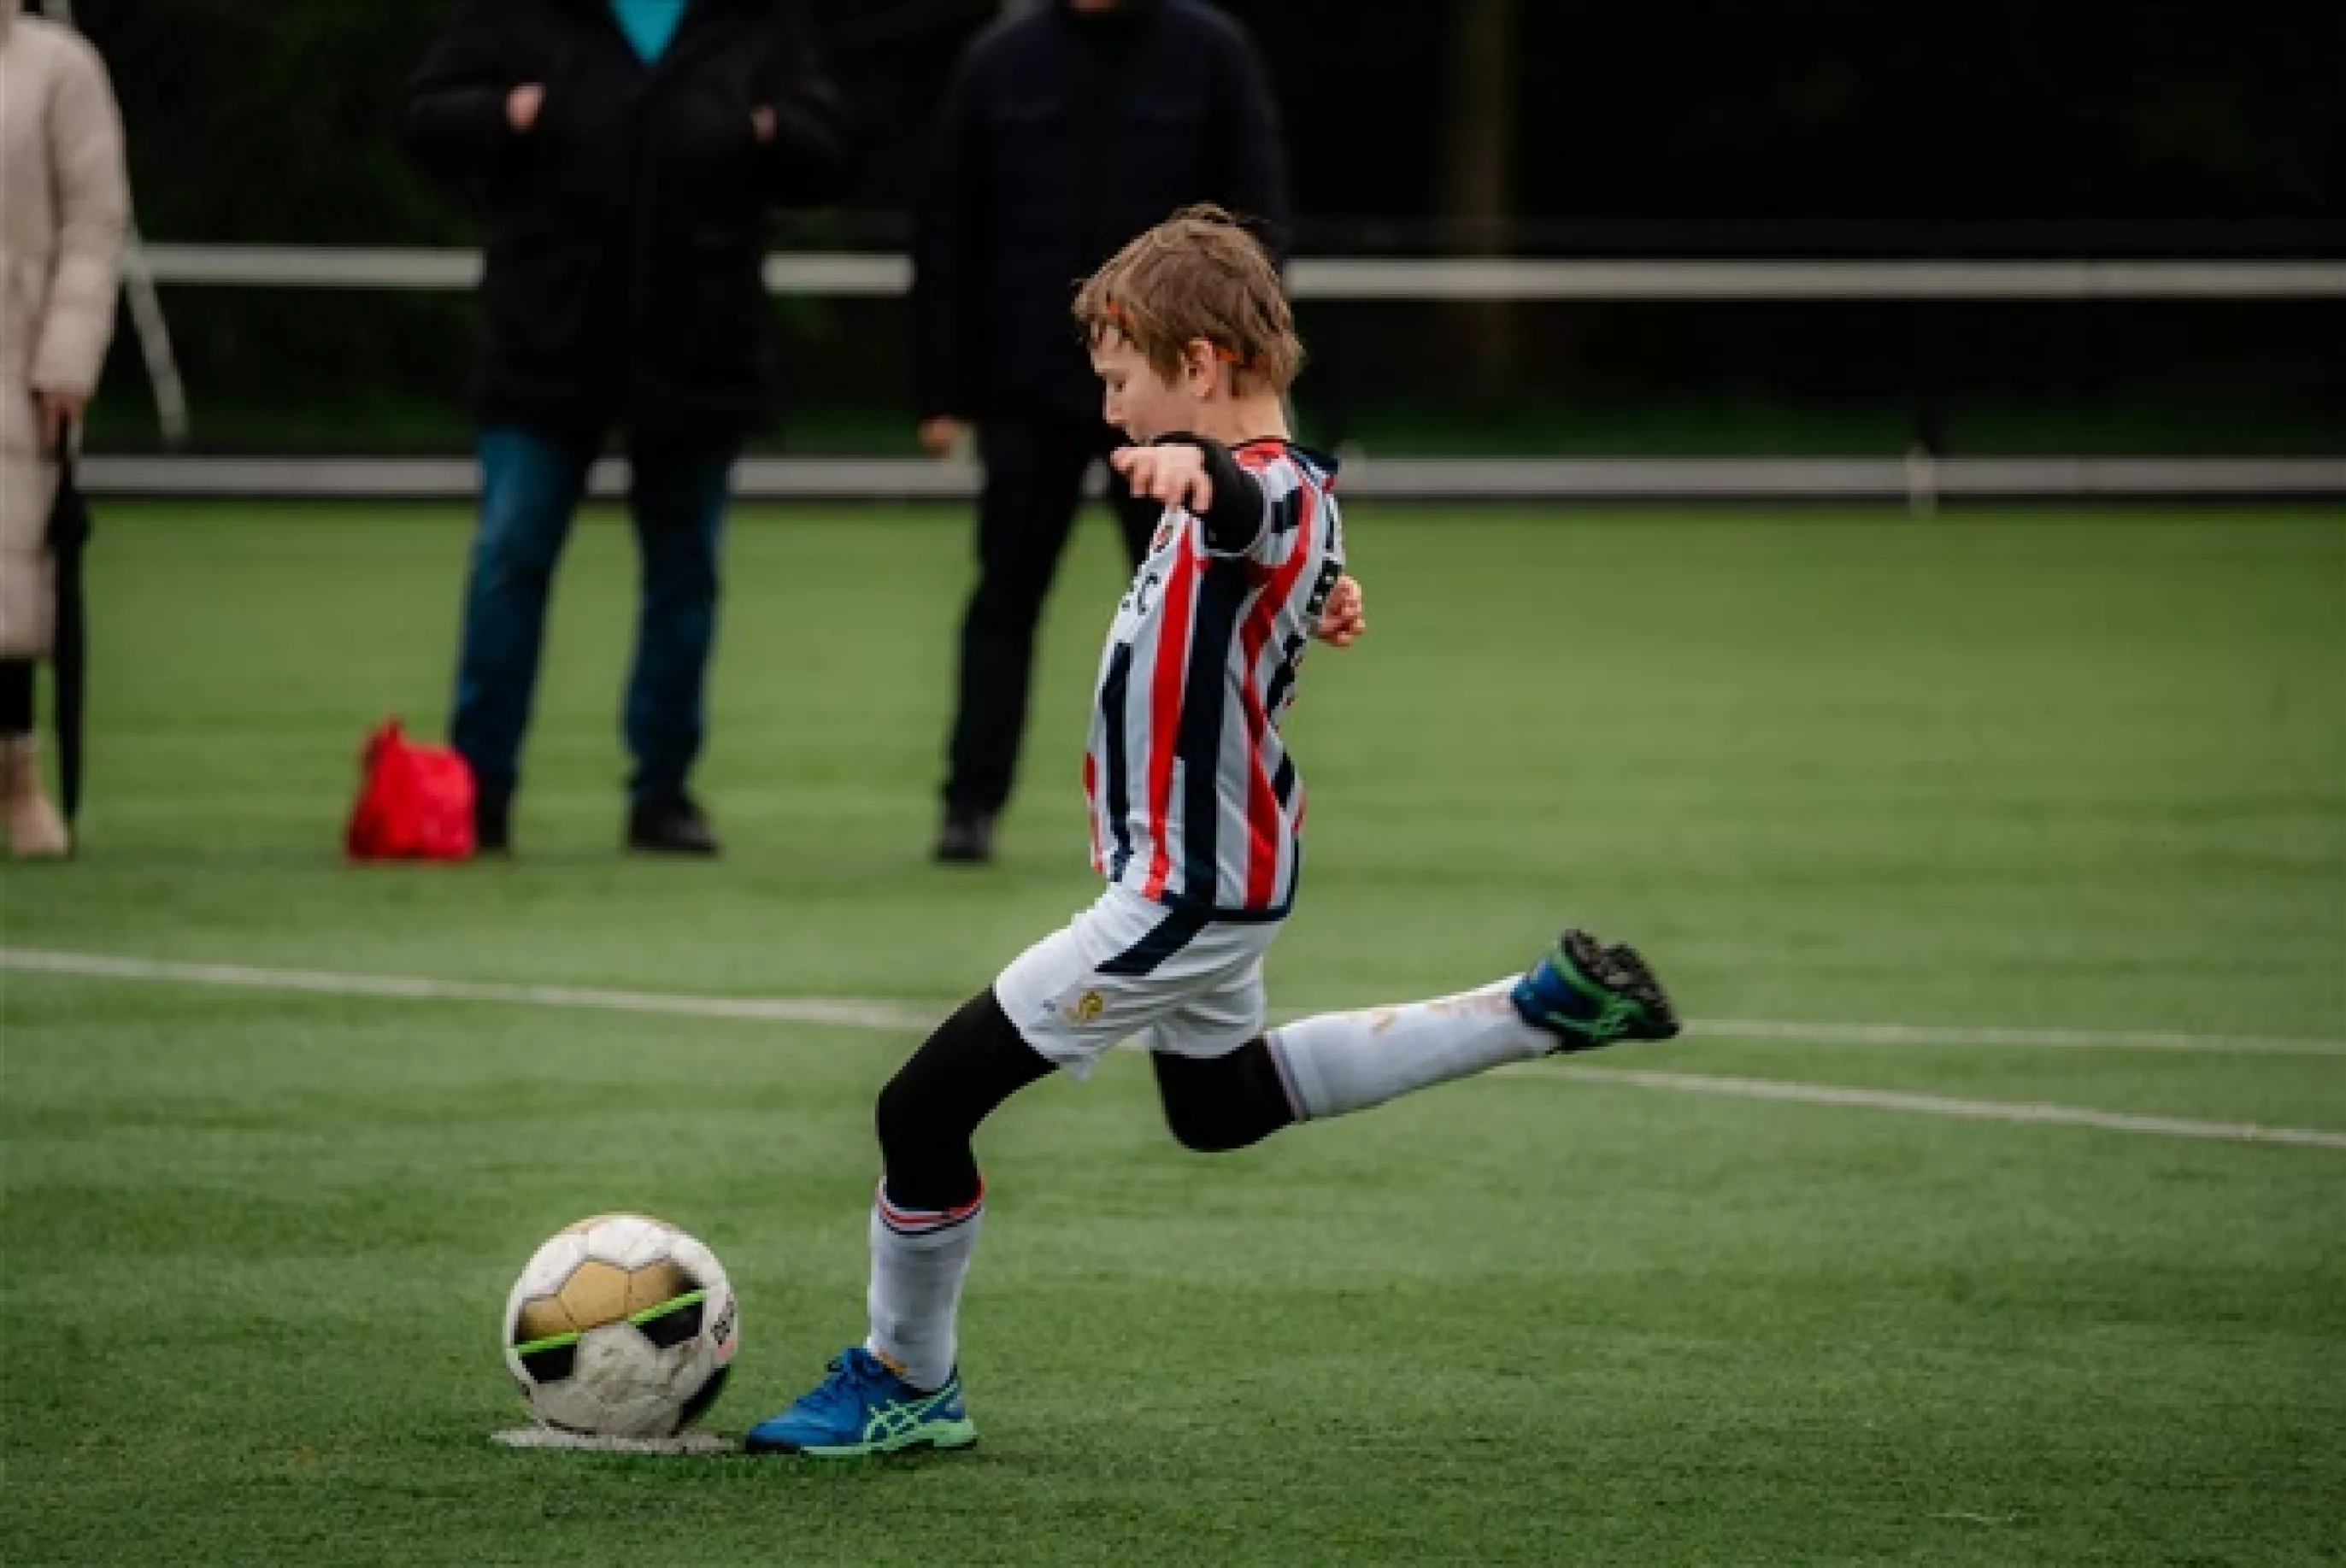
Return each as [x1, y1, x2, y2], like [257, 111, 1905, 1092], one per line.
[1182, 338, 1221, 392]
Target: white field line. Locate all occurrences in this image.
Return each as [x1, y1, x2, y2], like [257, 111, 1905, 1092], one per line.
[1681, 1017, 2346, 1059]
[0, 948, 931, 1032]
[5, 947, 2343, 1150]
[1516, 1064, 2346, 1151]
[8, 947, 2341, 1058]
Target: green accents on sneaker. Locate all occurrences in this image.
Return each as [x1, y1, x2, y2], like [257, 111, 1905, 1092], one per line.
[745, 1348, 979, 1458]
[1543, 943, 1654, 1042]
[813, 1384, 979, 1457]
[1510, 928, 1682, 1049]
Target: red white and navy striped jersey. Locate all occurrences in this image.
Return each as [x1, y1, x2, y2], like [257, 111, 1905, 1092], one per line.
[1083, 438, 1346, 919]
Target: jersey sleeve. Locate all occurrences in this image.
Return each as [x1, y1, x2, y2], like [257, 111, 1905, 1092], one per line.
[1149, 434, 1271, 558]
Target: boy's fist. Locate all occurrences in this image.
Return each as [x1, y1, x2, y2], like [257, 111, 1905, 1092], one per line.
[1315, 574, 1366, 647]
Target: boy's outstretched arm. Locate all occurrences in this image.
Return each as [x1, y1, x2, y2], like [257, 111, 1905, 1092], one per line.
[1111, 437, 1268, 555]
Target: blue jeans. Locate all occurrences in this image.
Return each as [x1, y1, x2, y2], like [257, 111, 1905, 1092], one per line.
[451, 425, 735, 809]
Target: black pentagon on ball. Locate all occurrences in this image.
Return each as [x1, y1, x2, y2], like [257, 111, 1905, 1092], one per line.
[633, 1296, 705, 1351]
[516, 1340, 579, 1384]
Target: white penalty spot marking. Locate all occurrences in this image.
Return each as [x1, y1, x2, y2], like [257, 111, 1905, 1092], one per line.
[491, 1426, 733, 1455]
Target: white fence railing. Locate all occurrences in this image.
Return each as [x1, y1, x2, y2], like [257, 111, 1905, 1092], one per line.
[103, 244, 2346, 501]
[136, 245, 2346, 301]
[78, 455, 2346, 504]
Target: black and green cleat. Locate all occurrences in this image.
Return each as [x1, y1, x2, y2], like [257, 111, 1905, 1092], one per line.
[1509, 928, 1681, 1052]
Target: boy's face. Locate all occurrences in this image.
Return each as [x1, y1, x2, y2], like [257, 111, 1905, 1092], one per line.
[1091, 332, 1203, 443]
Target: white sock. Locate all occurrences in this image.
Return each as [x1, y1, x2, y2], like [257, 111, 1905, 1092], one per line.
[1267, 978, 1548, 1121]
[863, 1184, 984, 1393]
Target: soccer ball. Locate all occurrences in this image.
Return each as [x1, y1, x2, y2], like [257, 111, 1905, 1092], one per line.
[502, 1213, 739, 1438]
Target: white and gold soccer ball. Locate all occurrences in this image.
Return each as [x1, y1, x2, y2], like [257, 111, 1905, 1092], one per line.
[502, 1213, 739, 1439]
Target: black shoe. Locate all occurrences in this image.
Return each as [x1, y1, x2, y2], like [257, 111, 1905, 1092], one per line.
[934, 805, 997, 865]
[1509, 929, 1681, 1051]
[474, 793, 512, 855]
[627, 796, 720, 857]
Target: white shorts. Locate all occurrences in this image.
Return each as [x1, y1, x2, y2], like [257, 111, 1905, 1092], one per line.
[994, 886, 1284, 1079]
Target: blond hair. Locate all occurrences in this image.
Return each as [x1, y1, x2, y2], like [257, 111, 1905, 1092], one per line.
[1073, 206, 1303, 397]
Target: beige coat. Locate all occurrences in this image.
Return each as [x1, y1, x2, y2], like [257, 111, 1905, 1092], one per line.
[0, 10, 126, 658]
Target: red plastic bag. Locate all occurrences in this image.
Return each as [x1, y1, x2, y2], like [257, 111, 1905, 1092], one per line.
[345, 719, 476, 861]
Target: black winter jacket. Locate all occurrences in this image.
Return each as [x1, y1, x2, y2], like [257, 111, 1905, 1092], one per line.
[914, 0, 1289, 425]
[403, 0, 850, 440]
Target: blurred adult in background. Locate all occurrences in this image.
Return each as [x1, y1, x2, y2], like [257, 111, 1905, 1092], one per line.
[918, 0, 1287, 864]
[0, 5, 126, 860]
[403, 0, 850, 856]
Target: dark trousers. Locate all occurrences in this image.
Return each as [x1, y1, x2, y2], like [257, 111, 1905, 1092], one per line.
[451, 424, 736, 809]
[944, 414, 1160, 813]
[0, 659, 32, 734]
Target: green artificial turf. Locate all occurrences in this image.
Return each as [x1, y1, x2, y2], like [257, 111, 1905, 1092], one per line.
[3, 502, 2341, 1565]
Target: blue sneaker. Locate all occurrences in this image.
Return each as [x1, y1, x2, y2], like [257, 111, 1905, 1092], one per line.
[1510, 928, 1680, 1051]
[744, 1348, 978, 1458]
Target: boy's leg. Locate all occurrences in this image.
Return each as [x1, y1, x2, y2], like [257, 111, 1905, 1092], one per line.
[752, 889, 1281, 1456]
[1152, 1043, 1297, 1152]
[1143, 949, 1295, 1151]
[746, 989, 1052, 1456]
[1267, 982, 1547, 1121]
[1267, 931, 1679, 1122]
[865, 990, 1054, 1388]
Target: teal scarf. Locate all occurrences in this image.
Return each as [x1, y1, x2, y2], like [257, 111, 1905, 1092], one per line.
[609, 0, 687, 64]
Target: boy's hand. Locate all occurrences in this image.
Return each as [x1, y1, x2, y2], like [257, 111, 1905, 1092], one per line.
[1111, 444, 1213, 514]
[1314, 574, 1366, 647]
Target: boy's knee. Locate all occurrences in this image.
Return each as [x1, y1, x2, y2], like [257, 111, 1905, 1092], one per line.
[1155, 1042, 1295, 1155]
[871, 990, 1053, 1207]
[873, 1067, 940, 1164]
[1163, 1097, 1250, 1155]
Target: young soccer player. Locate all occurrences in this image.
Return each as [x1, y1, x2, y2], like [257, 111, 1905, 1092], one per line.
[746, 207, 1679, 1457]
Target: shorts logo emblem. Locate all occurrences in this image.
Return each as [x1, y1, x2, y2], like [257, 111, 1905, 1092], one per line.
[1066, 990, 1106, 1024]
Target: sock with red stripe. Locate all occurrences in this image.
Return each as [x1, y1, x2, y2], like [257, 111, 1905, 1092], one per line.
[1266, 978, 1545, 1121]
[864, 1184, 984, 1393]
